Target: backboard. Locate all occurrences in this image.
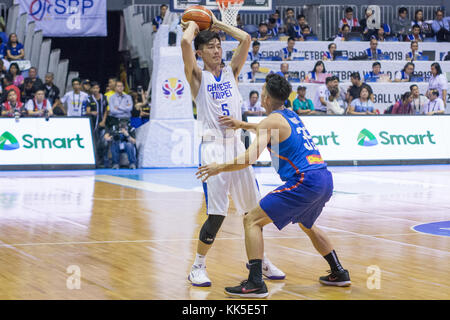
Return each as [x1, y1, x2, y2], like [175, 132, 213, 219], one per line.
[170, 0, 275, 12]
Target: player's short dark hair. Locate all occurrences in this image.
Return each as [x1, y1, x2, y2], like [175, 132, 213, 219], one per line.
[351, 72, 361, 80]
[287, 36, 295, 42]
[250, 60, 260, 68]
[265, 73, 292, 102]
[252, 40, 260, 47]
[399, 7, 408, 15]
[249, 90, 259, 98]
[194, 30, 221, 50]
[72, 77, 81, 85]
[345, 7, 353, 13]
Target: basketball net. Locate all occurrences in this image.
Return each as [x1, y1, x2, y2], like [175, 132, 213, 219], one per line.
[216, 0, 244, 27]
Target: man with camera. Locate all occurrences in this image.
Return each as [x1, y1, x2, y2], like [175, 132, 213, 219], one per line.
[104, 80, 136, 169]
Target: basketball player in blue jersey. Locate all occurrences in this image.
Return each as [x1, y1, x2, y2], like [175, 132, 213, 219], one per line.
[197, 74, 351, 298]
[181, 12, 285, 287]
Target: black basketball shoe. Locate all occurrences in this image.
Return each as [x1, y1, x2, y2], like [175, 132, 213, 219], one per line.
[224, 280, 269, 298]
[319, 269, 351, 287]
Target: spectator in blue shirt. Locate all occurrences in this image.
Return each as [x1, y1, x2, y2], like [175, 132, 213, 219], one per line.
[406, 24, 424, 42]
[364, 62, 386, 82]
[247, 41, 262, 61]
[267, 18, 279, 38]
[431, 9, 450, 42]
[347, 86, 376, 115]
[6, 33, 24, 61]
[108, 81, 133, 119]
[406, 40, 423, 61]
[282, 37, 297, 61]
[152, 4, 168, 32]
[0, 37, 6, 60]
[252, 23, 270, 41]
[365, 38, 382, 60]
[243, 60, 260, 83]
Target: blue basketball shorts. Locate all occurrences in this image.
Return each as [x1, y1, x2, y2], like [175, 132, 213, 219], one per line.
[259, 168, 333, 230]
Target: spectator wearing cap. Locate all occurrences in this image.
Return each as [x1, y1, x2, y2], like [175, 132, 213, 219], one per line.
[423, 89, 445, 115]
[394, 62, 415, 82]
[293, 86, 314, 115]
[323, 43, 336, 61]
[61, 78, 89, 116]
[8, 62, 24, 87]
[82, 79, 91, 94]
[282, 37, 297, 61]
[252, 22, 270, 41]
[392, 7, 411, 39]
[247, 41, 262, 61]
[347, 85, 377, 115]
[242, 91, 266, 120]
[6, 33, 24, 61]
[108, 81, 133, 120]
[153, 4, 168, 32]
[27, 67, 44, 92]
[427, 62, 447, 107]
[346, 72, 374, 104]
[338, 7, 360, 32]
[365, 38, 382, 60]
[406, 41, 423, 61]
[406, 24, 424, 42]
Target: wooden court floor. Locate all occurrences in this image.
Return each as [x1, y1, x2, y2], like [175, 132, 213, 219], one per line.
[0, 166, 449, 300]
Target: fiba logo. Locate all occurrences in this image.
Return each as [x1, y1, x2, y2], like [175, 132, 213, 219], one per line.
[162, 78, 185, 101]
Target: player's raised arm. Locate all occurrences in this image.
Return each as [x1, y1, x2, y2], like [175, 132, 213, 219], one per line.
[210, 13, 251, 79]
[181, 21, 203, 96]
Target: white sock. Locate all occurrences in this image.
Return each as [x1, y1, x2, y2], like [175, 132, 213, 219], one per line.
[193, 253, 206, 268]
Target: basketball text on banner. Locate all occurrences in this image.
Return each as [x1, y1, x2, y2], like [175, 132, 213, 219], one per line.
[16, 0, 107, 37]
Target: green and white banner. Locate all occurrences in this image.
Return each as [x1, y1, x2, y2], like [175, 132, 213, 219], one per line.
[0, 118, 95, 167]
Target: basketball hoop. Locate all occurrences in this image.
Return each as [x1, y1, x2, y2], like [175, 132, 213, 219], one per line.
[216, 0, 244, 27]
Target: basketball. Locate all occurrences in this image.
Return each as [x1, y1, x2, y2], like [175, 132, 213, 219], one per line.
[181, 5, 213, 31]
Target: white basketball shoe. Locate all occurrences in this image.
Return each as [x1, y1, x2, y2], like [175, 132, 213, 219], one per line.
[188, 265, 212, 287]
[246, 254, 286, 280]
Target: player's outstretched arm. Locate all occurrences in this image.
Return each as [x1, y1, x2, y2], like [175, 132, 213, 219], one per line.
[210, 13, 250, 79]
[181, 21, 202, 96]
[219, 115, 258, 132]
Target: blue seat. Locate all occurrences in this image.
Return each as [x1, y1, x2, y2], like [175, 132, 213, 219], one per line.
[271, 56, 282, 61]
[423, 37, 436, 42]
[385, 36, 399, 42]
[335, 56, 349, 61]
[243, 24, 258, 35]
[416, 55, 429, 61]
[292, 57, 305, 61]
[304, 35, 318, 41]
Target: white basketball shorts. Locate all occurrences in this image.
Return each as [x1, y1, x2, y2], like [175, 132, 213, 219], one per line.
[200, 137, 261, 216]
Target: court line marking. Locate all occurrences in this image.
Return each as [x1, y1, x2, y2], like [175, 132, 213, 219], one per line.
[0, 240, 39, 261]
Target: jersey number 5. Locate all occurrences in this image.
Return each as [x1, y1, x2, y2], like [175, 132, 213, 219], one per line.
[221, 103, 230, 116]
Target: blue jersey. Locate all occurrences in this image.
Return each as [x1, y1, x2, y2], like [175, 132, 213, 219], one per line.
[267, 109, 326, 181]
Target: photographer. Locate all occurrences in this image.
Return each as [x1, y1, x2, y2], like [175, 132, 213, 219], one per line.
[104, 118, 137, 169]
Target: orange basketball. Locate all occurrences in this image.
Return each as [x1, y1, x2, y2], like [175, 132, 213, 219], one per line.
[181, 5, 213, 31]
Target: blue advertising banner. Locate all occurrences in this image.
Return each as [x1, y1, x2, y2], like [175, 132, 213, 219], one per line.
[17, 0, 107, 37]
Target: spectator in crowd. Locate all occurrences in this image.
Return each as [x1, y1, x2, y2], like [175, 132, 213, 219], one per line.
[131, 86, 151, 124]
[105, 77, 117, 102]
[21, 78, 35, 102]
[423, 89, 445, 115]
[25, 88, 52, 117]
[1, 89, 24, 117]
[306, 60, 328, 83]
[242, 91, 266, 120]
[1, 55, 10, 73]
[283, 8, 297, 33]
[339, 7, 360, 31]
[406, 40, 423, 61]
[61, 78, 89, 117]
[410, 84, 429, 114]
[313, 76, 337, 113]
[322, 43, 336, 61]
[27, 67, 44, 92]
[252, 22, 270, 41]
[247, 40, 262, 61]
[108, 81, 133, 120]
[444, 51, 450, 60]
[293, 86, 315, 115]
[282, 37, 297, 61]
[302, 25, 317, 40]
[365, 38, 382, 60]
[43, 72, 63, 115]
[6, 33, 24, 61]
[431, 9, 450, 42]
[0, 37, 6, 60]
[360, 8, 374, 39]
[394, 62, 415, 82]
[267, 18, 279, 38]
[276, 62, 289, 80]
[346, 72, 374, 104]
[0, 59, 6, 79]
[271, 10, 282, 28]
[406, 24, 424, 42]
[1, 74, 21, 103]
[8, 63, 24, 87]
[334, 24, 351, 41]
[392, 7, 411, 39]
[372, 27, 386, 42]
[296, 14, 311, 33]
[326, 87, 345, 115]
[152, 4, 168, 32]
[411, 9, 426, 32]
[392, 92, 414, 114]
[347, 86, 377, 115]
[104, 119, 137, 169]
[364, 62, 389, 82]
[427, 62, 448, 106]
[291, 20, 304, 41]
[243, 60, 260, 83]
[81, 79, 91, 94]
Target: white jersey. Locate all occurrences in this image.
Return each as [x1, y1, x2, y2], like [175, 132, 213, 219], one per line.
[195, 65, 243, 139]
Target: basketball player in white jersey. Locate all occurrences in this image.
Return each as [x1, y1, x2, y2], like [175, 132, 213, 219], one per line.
[181, 12, 285, 286]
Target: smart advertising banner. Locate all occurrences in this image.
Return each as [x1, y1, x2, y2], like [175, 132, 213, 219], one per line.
[17, 0, 107, 37]
[0, 117, 95, 169]
[222, 41, 450, 61]
[247, 115, 450, 164]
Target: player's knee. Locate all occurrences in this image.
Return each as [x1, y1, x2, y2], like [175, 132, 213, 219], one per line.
[199, 215, 225, 245]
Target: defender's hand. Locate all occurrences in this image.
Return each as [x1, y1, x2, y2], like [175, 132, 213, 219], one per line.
[219, 116, 242, 130]
[196, 162, 221, 182]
